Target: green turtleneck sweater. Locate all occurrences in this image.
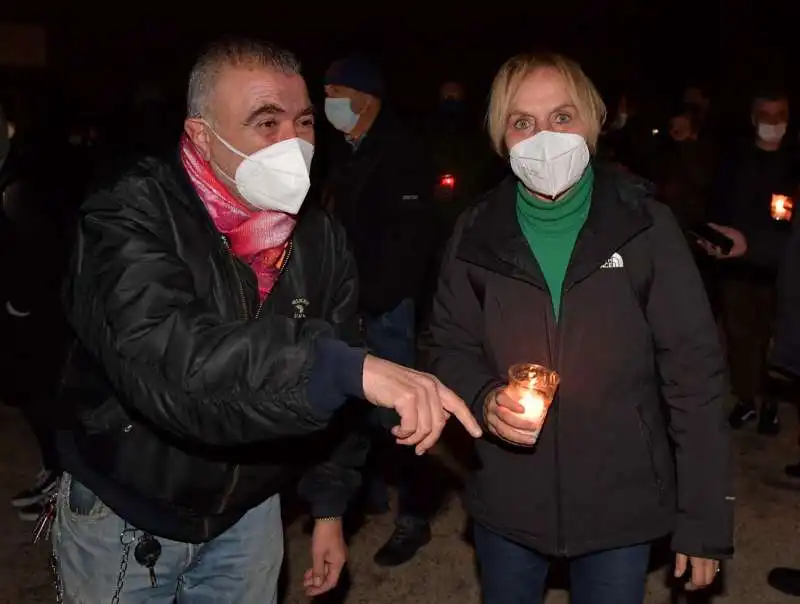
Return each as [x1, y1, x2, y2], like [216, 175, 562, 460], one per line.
[516, 166, 594, 320]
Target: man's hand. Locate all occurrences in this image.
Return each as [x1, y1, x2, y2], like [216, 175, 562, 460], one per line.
[675, 553, 720, 591]
[362, 355, 482, 455]
[698, 223, 747, 259]
[304, 518, 347, 597]
[485, 387, 540, 446]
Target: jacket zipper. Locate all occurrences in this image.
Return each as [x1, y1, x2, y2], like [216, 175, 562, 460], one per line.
[255, 239, 294, 320]
[551, 283, 572, 557]
[211, 235, 294, 523]
[221, 235, 249, 320]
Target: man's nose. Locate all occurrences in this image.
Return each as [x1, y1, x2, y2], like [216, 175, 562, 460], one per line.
[276, 123, 299, 142]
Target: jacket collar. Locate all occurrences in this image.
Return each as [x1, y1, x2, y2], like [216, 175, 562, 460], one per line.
[457, 163, 654, 291]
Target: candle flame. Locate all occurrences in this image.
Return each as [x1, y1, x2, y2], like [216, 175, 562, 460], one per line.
[772, 194, 794, 221]
[520, 391, 546, 423]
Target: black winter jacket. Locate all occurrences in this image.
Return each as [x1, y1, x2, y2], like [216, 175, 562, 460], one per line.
[428, 165, 734, 559]
[324, 109, 435, 315]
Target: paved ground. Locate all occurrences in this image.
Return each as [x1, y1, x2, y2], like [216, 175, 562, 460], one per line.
[2, 402, 800, 604]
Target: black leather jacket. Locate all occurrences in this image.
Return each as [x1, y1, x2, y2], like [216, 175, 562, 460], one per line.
[59, 151, 368, 543]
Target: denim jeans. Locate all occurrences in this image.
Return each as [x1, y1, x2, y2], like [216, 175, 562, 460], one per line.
[52, 474, 283, 603]
[363, 298, 429, 528]
[474, 523, 651, 604]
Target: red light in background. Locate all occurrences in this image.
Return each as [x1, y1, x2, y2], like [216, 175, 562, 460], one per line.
[440, 174, 456, 188]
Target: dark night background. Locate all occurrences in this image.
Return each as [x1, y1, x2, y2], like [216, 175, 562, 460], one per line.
[2, 0, 800, 135]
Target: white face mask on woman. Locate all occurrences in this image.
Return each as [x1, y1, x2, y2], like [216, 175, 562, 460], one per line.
[509, 131, 590, 198]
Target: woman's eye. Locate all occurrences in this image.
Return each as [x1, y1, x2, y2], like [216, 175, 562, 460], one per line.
[513, 118, 532, 130]
[554, 113, 572, 125]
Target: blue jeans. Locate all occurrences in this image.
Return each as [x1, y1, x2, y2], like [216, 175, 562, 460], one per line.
[53, 475, 283, 603]
[474, 523, 650, 604]
[363, 299, 428, 527]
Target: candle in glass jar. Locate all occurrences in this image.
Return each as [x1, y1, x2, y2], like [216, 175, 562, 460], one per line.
[771, 194, 794, 221]
[519, 390, 546, 423]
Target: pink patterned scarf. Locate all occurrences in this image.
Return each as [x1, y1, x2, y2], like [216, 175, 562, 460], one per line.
[179, 134, 296, 300]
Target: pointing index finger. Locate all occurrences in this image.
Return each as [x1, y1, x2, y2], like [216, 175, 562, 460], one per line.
[438, 382, 482, 438]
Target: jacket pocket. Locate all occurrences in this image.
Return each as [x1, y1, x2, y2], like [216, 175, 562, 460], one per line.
[634, 404, 666, 505]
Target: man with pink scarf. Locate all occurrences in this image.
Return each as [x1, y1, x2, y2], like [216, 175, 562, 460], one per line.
[51, 37, 480, 603]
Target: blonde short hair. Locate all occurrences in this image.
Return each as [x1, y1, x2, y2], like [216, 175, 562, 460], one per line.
[486, 53, 607, 156]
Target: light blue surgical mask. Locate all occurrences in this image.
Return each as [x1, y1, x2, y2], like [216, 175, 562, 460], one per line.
[325, 97, 359, 134]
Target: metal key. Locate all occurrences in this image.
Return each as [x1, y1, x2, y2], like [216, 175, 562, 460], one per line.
[33, 495, 57, 544]
[133, 534, 162, 588]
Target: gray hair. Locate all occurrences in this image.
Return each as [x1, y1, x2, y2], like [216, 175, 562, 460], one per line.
[187, 37, 302, 119]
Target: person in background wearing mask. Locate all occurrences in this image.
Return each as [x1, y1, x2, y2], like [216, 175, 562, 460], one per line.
[52, 38, 480, 603]
[0, 103, 69, 523]
[427, 52, 732, 604]
[323, 55, 438, 567]
[706, 89, 796, 435]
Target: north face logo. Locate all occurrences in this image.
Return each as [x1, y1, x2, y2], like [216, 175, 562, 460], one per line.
[601, 252, 624, 269]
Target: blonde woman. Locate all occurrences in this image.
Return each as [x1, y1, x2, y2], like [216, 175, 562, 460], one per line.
[427, 53, 733, 603]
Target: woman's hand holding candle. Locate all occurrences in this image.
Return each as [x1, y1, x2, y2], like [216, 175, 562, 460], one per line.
[484, 387, 541, 446]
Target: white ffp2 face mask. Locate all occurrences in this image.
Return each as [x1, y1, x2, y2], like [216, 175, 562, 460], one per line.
[207, 125, 314, 215]
[509, 131, 591, 198]
[325, 98, 360, 134]
[757, 122, 787, 145]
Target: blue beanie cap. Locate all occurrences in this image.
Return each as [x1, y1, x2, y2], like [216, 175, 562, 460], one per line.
[325, 55, 384, 98]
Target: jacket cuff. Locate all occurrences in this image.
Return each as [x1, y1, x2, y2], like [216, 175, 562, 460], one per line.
[671, 529, 735, 560]
[307, 338, 366, 414]
[308, 497, 348, 519]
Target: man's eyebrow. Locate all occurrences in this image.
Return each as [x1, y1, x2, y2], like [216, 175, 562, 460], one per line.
[243, 103, 284, 126]
[244, 104, 315, 125]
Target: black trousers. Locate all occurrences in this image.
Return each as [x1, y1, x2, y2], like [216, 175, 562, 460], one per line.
[720, 276, 775, 404]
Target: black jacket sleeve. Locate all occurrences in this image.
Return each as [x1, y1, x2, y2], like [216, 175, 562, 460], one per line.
[299, 214, 370, 518]
[772, 216, 800, 377]
[426, 212, 505, 428]
[645, 202, 734, 559]
[64, 184, 366, 447]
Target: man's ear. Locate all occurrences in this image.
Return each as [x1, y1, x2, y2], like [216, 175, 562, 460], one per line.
[350, 92, 371, 115]
[184, 118, 212, 161]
